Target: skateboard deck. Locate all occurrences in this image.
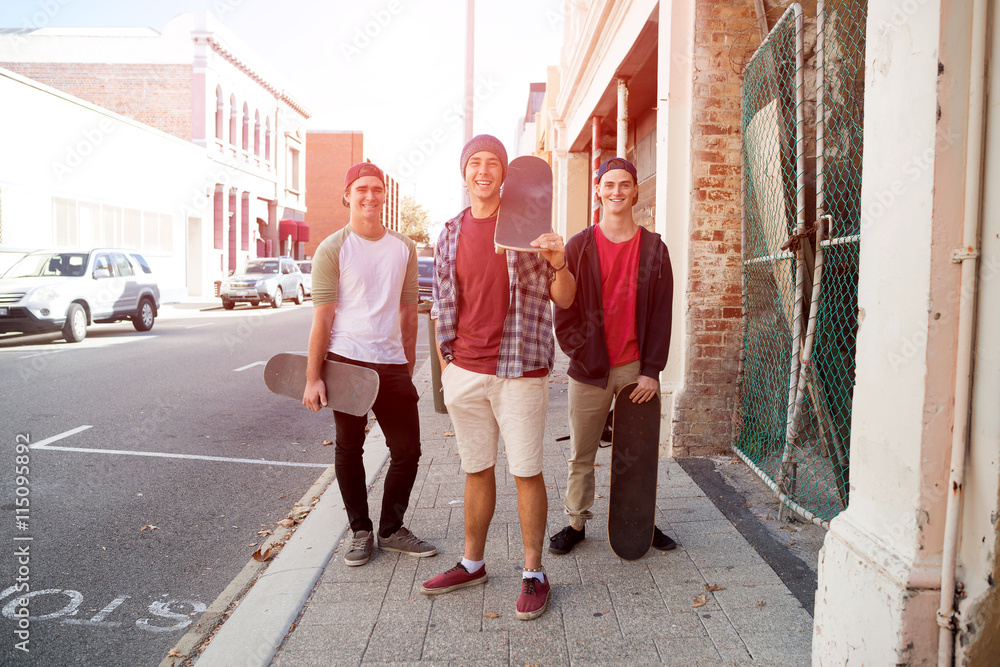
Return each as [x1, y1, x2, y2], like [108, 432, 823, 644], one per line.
[264, 353, 379, 417]
[607, 382, 660, 560]
[494, 156, 553, 252]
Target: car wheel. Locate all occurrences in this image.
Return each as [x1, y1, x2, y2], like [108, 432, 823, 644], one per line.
[271, 287, 283, 309]
[294, 284, 304, 305]
[63, 303, 87, 343]
[222, 297, 235, 310]
[132, 298, 155, 331]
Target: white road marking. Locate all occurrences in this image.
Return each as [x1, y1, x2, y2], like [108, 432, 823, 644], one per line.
[31, 425, 94, 447]
[234, 361, 266, 371]
[30, 425, 332, 468]
[184, 323, 211, 329]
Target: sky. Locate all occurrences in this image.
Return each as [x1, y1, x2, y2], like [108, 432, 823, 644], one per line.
[0, 0, 566, 223]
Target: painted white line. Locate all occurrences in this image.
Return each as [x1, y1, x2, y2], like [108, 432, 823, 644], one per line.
[234, 361, 266, 372]
[30, 425, 94, 447]
[184, 323, 211, 330]
[31, 443, 333, 468]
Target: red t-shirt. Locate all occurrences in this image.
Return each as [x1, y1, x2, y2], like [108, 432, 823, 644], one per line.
[595, 225, 641, 367]
[452, 209, 509, 374]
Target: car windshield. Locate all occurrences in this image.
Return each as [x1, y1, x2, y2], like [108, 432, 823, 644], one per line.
[418, 260, 434, 278]
[298, 262, 311, 274]
[243, 260, 279, 275]
[5, 252, 89, 278]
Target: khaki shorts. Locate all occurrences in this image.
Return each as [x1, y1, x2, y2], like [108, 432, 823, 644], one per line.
[441, 363, 548, 477]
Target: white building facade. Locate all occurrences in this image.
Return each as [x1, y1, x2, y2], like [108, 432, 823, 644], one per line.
[0, 12, 310, 298]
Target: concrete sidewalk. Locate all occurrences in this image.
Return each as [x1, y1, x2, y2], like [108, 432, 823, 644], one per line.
[216, 354, 816, 666]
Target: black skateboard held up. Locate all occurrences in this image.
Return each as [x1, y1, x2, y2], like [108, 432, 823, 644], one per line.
[607, 382, 660, 560]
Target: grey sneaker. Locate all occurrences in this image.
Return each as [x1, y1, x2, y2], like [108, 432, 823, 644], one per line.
[378, 526, 438, 558]
[344, 530, 374, 567]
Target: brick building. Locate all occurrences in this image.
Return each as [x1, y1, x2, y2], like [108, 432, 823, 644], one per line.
[0, 12, 310, 297]
[304, 130, 402, 258]
[534, 0, 758, 458]
[533, 1, 1000, 664]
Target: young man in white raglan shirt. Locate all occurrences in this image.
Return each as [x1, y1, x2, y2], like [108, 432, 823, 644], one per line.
[303, 162, 437, 567]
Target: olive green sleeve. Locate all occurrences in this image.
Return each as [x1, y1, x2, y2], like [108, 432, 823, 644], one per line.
[310, 228, 349, 307]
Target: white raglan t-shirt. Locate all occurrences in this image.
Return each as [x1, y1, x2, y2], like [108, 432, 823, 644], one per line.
[310, 225, 418, 365]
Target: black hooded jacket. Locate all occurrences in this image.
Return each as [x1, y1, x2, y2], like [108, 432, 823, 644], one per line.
[554, 225, 673, 389]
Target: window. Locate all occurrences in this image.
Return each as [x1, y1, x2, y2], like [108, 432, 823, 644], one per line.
[215, 86, 224, 142]
[229, 94, 238, 147]
[254, 110, 261, 156]
[289, 148, 300, 192]
[265, 116, 271, 162]
[112, 252, 134, 277]
[242, 102, 249, 152]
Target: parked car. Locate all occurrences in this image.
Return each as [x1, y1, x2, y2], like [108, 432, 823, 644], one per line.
[0, 248, 161, 342]
[417, 256, 434, 300]
[296, 260, 312, 297]
[220, 257, 304, 309]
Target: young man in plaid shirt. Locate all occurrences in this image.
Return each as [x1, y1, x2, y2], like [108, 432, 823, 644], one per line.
[421, 135, 575, 620]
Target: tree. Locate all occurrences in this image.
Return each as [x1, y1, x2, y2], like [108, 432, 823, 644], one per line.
[398, 196, 431, 245]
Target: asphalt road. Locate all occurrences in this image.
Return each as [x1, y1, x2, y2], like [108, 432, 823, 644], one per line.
[0, 300, 432, 666]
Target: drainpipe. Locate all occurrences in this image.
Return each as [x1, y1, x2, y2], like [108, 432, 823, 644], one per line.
[617, 78, 629, 159]
[937, 0, 988, 663]
[592, 115, 602, 226]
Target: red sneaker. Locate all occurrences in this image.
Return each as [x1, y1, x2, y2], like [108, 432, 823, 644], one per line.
[419, 562, 488, 595]
[515, 575, 551, 620]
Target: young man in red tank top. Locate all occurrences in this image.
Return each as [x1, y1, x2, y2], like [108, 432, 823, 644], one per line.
[550, 157, 678, 555]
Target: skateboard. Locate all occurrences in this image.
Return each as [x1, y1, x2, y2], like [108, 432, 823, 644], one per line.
[494, 156, 553, 252]
[607, 382, 660, 560]
[264, 353, 379, 417]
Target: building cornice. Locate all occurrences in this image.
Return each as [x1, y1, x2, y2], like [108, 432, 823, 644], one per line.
[194, 32, 311, 119]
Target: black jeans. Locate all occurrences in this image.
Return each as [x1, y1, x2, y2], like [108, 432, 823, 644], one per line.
[329, 353, 421, 538]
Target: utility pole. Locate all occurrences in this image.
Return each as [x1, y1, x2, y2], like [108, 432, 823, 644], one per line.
[462, 0, 474, 208]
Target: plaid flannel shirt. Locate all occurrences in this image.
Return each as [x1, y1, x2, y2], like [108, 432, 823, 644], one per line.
[431, 210, 555, 379]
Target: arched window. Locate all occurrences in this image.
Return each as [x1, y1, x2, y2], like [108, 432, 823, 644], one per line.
[215, 85, 224, 142]
[229, 94, 238, 147]
[253, 110, 261, 157]
[265, 116, 271, 162]
[242, 102, 249, 152]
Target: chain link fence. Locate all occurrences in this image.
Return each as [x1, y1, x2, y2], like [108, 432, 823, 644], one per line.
[736, 0, 866, 526]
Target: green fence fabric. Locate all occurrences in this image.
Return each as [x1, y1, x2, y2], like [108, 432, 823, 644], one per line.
[737, 1, 865, 526]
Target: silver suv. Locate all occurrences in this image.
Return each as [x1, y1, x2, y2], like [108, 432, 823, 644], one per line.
[220, 257, 304, 309]
[0, 248, 161, 343]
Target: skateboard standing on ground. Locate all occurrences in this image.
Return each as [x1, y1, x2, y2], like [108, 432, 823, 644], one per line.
[607, 382, 660, 560]
[264, 353, 378, 417]
[494, 156, 553, 253]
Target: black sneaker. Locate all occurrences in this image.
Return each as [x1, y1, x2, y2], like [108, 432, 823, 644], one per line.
[549, 525, 585, 554]
[652, 526, 678, 551]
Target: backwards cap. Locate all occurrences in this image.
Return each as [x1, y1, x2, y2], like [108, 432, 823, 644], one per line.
[596, 157, 638, 184]
[344, 162, 385, 190]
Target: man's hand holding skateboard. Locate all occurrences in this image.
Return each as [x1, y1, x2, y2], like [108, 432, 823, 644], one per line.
[302, 376, 327, 412]
[629, 375, 659, 404]
[529, 231, 566, 268]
